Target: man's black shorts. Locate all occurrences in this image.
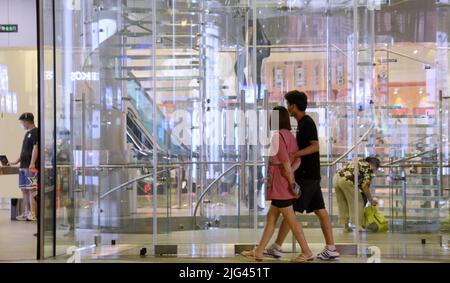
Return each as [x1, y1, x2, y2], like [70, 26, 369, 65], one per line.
[293, 179, 325, 213]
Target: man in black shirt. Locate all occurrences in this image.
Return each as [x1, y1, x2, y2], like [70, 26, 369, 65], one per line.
[265, 91, 340, 261]
[10, 113, 39, 221]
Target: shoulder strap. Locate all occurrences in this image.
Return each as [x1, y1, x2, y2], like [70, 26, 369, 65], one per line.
[278, 131, 289, 152]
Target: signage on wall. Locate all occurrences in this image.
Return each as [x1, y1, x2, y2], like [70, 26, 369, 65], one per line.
[377, 66, 388, 83]
[71, 71, 100, 82]
[0, 24, 18, 33]
[45, 71, 100, 81]
[295, 63, 306, 87]
[314, 64, 320, 86]
[273, 67, 284, 89]
[336, 65, 344, 86]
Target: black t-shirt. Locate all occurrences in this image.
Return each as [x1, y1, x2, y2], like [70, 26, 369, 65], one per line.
[20, 127, 39, 169]
[296, 115, 321, 181]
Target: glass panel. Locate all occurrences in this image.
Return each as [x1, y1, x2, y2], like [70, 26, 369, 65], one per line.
[436, 1, 450, 236]
[39, 0, 56, 259]
[151, 0, 259, 247]
[371, 1, 440, 234]
[38, 0, 450, 261]
[40, 0, 157, 258]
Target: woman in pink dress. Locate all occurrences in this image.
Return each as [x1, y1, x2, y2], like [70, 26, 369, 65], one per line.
[242, 106, 313, 263]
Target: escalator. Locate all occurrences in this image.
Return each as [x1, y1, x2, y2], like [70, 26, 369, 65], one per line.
[125, 77, 193, 159]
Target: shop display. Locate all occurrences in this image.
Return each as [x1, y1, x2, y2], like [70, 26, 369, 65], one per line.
[336, 64, 344, 86]
[273, 67, 284, 89]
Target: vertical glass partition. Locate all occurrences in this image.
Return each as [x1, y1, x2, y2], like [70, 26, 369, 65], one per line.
[38, 0, 56, 259]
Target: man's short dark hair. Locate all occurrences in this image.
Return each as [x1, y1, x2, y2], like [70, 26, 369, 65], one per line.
[19, 113, 35, 123]
[365, 157, 381, 169]
[285, 90, 308, 112]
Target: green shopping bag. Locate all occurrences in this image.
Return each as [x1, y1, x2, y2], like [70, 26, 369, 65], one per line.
[365, 205, 389, 233]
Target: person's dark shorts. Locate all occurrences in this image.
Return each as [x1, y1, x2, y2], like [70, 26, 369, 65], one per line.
[19, 169, 38, 190]
[293, 179, 325, 213]
[271, 199, 295, 209]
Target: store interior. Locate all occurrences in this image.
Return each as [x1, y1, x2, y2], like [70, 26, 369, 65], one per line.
[0, 0, 38, 260]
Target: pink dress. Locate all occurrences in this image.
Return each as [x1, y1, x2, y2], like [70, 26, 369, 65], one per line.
[266, 129, 301, 201]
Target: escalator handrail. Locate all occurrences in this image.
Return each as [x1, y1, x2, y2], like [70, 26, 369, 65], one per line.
[127, 105, 157, 151]
[127, 73, 189, 153]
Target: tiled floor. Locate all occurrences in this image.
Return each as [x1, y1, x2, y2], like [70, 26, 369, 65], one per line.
[35, 228, 450, 263]
[0, 210, 37, 261]
[1, 209, 449, 263]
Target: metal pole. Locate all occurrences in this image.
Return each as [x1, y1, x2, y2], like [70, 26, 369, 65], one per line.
[81, 91, 86, 196]
[401, 169, 407, 232]
[239, 90, 246, 229]
[326, 0, 333, 217]
[389, 170, 394, 232]
[252, 0, 258, 232]
[439, 90, 444, 203]
[352, 0, 360, 256]
[151, 0, 158, 246]
[188, 163, 193, 216]
[177, 166, 182, 209]
[36, 0, 46, 259]
[198, 3, 206, 219]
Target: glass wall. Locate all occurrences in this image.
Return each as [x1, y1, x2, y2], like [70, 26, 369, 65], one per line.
[39, 0, 450, 259]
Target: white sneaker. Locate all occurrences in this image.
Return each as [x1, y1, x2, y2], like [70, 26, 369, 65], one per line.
[317, 247, 340, 261]
[16, 213, 28, 221]
[264, 244, 283, 259]
[27, 213, 37, 221]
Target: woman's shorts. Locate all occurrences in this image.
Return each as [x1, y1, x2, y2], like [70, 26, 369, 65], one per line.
[271, 199, 295, 208]
[19, 169, 38, 190]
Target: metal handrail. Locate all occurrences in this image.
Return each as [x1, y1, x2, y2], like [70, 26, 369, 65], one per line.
[97, 161, 260, 200]
[52, 161, 249, 169]
[323, 123, 375, 167]
[382, 149, 437, 167]
[53, 154, 362, 169]
[381, 163, 449, 168]
[57, 120, 375, 208]
[192, 163, 241, 226]
[100, 168, 177, 200]
[192, 123, 376, 223]
[411, 133, 437, 144]
[380, 48, 435, 67]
